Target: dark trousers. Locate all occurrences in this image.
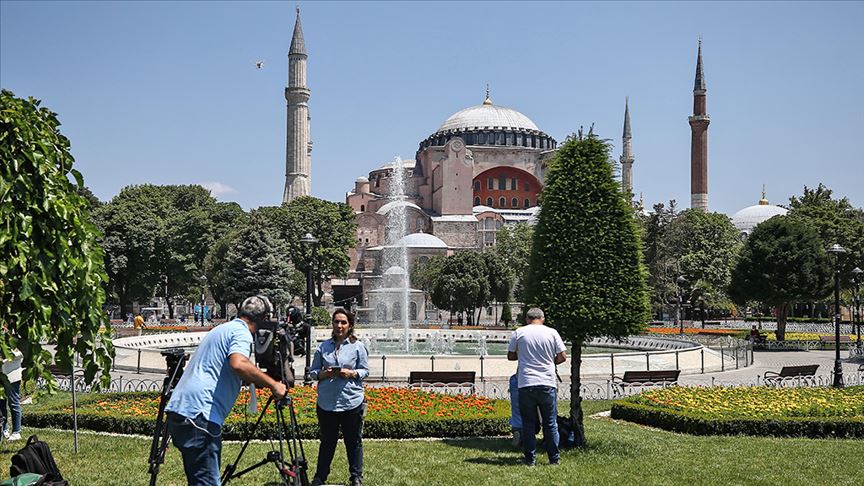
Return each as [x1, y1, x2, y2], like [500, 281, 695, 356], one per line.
[518, 385, 560, 464]
[314, 404, 365, 483]
[166, 412, 223, 486]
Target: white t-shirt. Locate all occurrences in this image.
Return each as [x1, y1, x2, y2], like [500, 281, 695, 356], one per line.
[508, 324, 567, 388]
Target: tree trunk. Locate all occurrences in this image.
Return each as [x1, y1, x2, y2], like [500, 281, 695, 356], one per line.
[219, 300, 228, 319]
[166, 296, 175, 319]
[569, 340, 587, 447]
[119, 286, 130, 317]
[776, 302, 789, 341]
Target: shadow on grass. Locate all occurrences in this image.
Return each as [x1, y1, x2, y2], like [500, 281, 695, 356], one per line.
[441, 429, 643, 462]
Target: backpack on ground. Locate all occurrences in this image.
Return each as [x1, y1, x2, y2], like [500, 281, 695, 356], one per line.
[8, 436, 66, 485]
[556, 415, 577, 449]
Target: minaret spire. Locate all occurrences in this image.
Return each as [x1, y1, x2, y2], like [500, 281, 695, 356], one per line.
[283, 6, 312, 203]
[483, 83, 492, 105]
[689, 38, 710, 211]
[620, 97, 635, 196]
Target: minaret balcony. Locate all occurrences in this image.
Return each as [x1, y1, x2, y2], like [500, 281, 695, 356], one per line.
[688, 115, 711, 122]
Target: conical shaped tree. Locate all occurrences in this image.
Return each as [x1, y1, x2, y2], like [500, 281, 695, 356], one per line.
[525, 131, 649, 447]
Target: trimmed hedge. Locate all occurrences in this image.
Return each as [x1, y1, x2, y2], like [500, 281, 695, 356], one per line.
[611, 398, 864, 439]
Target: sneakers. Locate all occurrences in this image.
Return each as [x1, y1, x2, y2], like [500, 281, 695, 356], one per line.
[7, 432, 21, 441]
[520, 458, 536, 467]
[349, 476, 363, 486]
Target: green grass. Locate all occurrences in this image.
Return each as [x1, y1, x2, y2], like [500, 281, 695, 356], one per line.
[1, 400, 859, 485]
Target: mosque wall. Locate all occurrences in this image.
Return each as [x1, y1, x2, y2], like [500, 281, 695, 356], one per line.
[432, 220, 479, 249]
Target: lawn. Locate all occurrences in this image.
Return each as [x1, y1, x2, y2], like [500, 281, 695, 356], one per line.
[1, 401, 860, 485]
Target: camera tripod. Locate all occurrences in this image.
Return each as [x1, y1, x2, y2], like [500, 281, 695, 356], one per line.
[147, 348, 189, 486]
[220, 391, 309, 486]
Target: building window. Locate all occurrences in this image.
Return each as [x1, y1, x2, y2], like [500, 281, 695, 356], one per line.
[511, 198, 518, 208]
[499, 175, 507, 190]
[487, 177, 494, 190]
[499, 197, 506, 208]
[474, 180, 481, 191]
[418, 256, 429, 265]
[524, 182, 530, 192]
[360, 205, 365, 212]
[376, 303, 387, 321]
[393, 302, 401, 320]
[486, 197, 493, 206]
[511, 178, 517, 190]
[409, 302, 418, 320]
[474, 196, 481, 206]
[375, 177, 380, 188]
[486, 306, 493, 316]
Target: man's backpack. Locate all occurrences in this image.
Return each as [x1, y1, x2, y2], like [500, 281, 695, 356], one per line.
[557, 415, 577, 449]
[8, 436, 67, 485]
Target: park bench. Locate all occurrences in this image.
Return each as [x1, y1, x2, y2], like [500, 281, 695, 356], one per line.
[819, 335, 852, 349]
[408, 371, 476, 394]
[612, 370, 680, 386]
[763, 364, 819, 385]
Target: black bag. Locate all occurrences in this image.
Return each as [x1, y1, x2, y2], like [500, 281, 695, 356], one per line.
[557, 415, 577, 449]
[9, 436, 66, 485]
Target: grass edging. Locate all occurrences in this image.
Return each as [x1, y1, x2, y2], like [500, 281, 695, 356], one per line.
[610, 400, 864, 439]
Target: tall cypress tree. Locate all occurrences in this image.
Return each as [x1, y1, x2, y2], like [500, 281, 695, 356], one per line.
[525, 131, 649, 446]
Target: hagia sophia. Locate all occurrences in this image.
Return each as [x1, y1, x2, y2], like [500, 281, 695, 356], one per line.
[279, 10, 787, 321]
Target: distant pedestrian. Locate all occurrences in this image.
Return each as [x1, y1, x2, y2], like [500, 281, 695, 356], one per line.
[507, 307, 567, 466]
[1, 353, 23, 441]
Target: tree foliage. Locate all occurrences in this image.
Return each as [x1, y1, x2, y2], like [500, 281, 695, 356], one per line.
[493, 222, 533, 301]
[728, 216, 832, 340]
[429, 251, 490, 324]
[641, 201, 680, 317]
[525, 131, 650, 447]
[0, 90, 113, 388]
[203, 231, 239, 318]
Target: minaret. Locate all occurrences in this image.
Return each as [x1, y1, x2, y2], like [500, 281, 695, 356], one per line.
[689, 38, 710, 211]
[283, 7, 311, 203]
[620, 97, 634, 196]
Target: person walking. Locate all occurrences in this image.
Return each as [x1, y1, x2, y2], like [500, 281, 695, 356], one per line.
[0, 353, 23, 441]
[309, 308, 369, 486]
[507, 307, 567, 466]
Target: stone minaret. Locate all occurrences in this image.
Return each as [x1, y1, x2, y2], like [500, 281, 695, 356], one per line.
[283, 7, 311, 203]
[620, 97, 634, 196]
[689, 39, 710, 211]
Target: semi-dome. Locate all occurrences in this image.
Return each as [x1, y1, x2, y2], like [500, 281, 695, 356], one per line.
[437, 101, 539, 133]
[731, 195, 788, 235]
[376, 200, 423, 215]
[383, 266, 407, 275]
[396, 232, 448, 249]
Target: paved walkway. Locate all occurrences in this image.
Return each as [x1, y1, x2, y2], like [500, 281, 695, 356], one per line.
[679, 349, 863, 386]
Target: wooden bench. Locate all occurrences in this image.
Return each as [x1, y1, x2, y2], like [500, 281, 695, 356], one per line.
[763, 364, 819, 385]
[819, 335, 852, 349]
[612, 370, 680, 386]
[408, 371, 476, 393]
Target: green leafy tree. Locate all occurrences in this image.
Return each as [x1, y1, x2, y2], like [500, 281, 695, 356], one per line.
[501, 301, 513, 326]
[76, 185, 102, 211]
[223, 214, 303, 310]
[259, 197, 357, 306]
[729, 216, 833, 340]
[204, 231, 239, 318]
[312, 306, 332, 328]
[430, 251, 490, 325]
[641, 201, 679, 318]
[525, 131, 650, 447]
[494, 222, 533, 301]
[0, 90, 113, 387]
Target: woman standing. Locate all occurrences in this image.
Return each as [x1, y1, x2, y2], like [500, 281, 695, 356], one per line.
[310, 308, 369, 486]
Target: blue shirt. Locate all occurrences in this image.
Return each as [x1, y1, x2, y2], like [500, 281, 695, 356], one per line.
[166, 319, 253, 425]
[310, 337, 369, 412]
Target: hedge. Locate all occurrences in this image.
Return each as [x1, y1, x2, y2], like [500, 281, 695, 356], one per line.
[610, 400, 864, 439]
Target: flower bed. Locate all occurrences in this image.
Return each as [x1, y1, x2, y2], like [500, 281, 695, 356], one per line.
[644, 327, 744, 337]
[763, 332, 857, 342]
[611, 386, 864, 438]
[23, 387, 511, 439]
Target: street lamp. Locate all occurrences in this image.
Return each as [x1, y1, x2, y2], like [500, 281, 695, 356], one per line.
[852, 267, 863, 349]
[676, 276, 688, 334]
[200, 275, 207, 326]
[827, 243, 846, 388]
[300, 232, 318, 386]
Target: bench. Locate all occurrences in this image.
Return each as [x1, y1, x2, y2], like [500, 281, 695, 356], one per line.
[763, 364, 819, 385]
[408, 371, 476, 394]
[612, 370, 680, 386]
[819, 335, 852, 349]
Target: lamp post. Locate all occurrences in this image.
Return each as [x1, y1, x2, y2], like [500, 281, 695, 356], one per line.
[852, 267, 863, 349]
[699, 297, 706, 329]
[300, 232, 318, 386]
[827, 244, 846, 388]
[200, 275, 207, 326]
[676, 276, 688, 334]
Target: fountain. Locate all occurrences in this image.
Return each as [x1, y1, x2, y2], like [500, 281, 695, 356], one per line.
[381, 157, 411, 350]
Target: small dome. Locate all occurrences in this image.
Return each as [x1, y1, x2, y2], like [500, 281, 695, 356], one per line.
[377, 158, 416, 170]
[472, 205, 494, 213]
[383, 266, 407, 275]
[356, 176, 369, 183]
[376, 200, 423, 215]
[437, 102, 539, 133]
[732, 200, 788, 235]
[396, 232, 448, 249]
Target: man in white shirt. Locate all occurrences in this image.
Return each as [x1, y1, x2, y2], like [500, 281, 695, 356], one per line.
[507, 308, 567, 466]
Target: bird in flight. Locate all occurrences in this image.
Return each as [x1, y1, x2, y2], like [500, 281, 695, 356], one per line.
[255, 60, 265, 69]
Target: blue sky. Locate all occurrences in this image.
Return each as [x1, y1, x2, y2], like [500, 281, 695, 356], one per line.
[2, 1, 862, 214]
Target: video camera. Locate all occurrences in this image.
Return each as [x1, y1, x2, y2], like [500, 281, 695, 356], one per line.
[254, 306, 310, 387]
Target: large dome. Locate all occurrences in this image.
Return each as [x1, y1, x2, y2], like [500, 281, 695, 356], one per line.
[437, 101, 539, 133]
[731, 197, 788, 235]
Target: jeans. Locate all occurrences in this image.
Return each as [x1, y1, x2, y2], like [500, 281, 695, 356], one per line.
[0, 381, 21, 434]
[314, 403, 365, 483]
[166, 412, 223, 486]
[518, 385, 559, 464]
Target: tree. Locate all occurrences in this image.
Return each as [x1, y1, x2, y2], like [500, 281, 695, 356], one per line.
[641, 201, 679, 318]
[204, 231, 239, 318]
[430, 251, 490, 324]
[0, 90, 113, 387]
[494, 222, 533, 301]
[222, 214, 303, 311]
[729, 216, 832, 340]
[525, 131, 650, 447]
[259, 197, 357, 306]
[76, 184, 102, 211]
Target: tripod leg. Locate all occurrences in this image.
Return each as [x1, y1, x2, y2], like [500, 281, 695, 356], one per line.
[221, 395, 274, 485]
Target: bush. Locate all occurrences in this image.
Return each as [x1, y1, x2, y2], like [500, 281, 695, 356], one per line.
[311, 306, 332, 327]
[611, 386, 864, 438]
[23, 388, 511, 440]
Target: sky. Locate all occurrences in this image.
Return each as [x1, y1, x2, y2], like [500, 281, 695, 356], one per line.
[2, 1, 862, 215]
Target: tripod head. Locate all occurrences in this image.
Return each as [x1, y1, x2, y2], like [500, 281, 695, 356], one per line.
[160, 348, 189, 386]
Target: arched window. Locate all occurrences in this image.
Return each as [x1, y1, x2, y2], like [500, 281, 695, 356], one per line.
[511, 178, 517, 190]
[474, 196, 481, 206]
[473, 180, 481, 191]
[511, 198, 519, 208]
[499, 197, 506, 208]
[376, 303, 387, 322]
[418, 256, 429, 265]
[409, 302, 418, 320]
[360, 205, 365, 212]
[498, 175, 507, 190]
[524, 198, 530, 208]
[487, 177, 494, 190]
[392, 302, 401, 320]
[486, 197, 493, 207]
[524, 182, 530, 192]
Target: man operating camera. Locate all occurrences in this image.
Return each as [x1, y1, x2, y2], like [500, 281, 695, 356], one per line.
[166, 295, 288, 486]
